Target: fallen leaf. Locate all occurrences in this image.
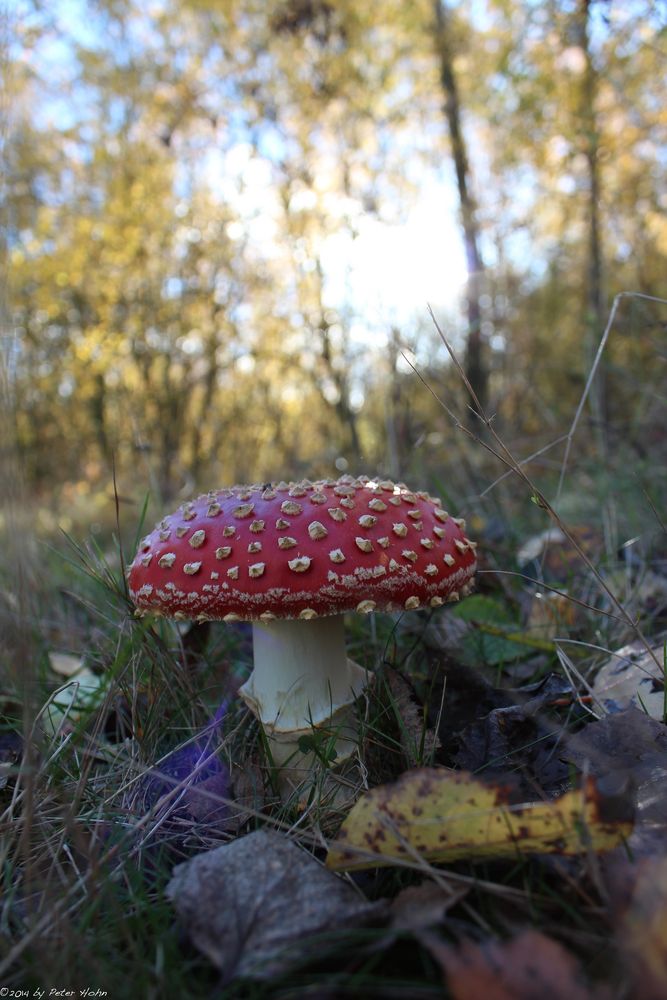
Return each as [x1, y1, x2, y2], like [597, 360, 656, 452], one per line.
[167, 829, 385, 981]
[326, 769, 633, 871]
[427, 656, 508, 762]
[48, 651, 85, 677]
[564, 705, 667, 775]
[562, 707, 667, 856]
[390, 881, 468, 932]
[453, 673, 577, 797]
[564, 715, 667, 995]
[454, 709, 572, 799]
[615, 855, 667, 1000]
[42, 668, 108, 735]
[591, 641, 666, 720]
[423, 929, 611, 1000]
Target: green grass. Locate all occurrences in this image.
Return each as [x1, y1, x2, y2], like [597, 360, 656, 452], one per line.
[2, 406, 667, 996]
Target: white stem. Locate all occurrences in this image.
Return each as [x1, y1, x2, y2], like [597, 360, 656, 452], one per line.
[239, 615, 368, 736]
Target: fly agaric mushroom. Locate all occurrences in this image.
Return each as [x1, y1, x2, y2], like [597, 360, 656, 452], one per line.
[127, 476, 476, 782]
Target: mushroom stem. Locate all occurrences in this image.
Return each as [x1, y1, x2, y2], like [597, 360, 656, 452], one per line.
[239, 615, 369, 770]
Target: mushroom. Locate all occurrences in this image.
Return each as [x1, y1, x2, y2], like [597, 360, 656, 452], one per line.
[127, 476, 476, 786]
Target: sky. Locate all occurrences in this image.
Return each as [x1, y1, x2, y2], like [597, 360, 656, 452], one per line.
[207, 141, 468, 339]
[321, 189, 468, 334]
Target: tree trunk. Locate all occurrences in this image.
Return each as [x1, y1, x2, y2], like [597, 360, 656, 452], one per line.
[189, 321, 221, 484]
[433, 0, 487, 418]
[90, 371, 110, 460]
[576, 0, 608, 448]
[313, 259, 362, 461]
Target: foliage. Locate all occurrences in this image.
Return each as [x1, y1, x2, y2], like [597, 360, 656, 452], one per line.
[5, 0, 666, 510]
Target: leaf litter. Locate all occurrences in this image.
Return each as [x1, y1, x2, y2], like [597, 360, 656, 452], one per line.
[166, 829, 386, 981]
[160, 661, 667, 992]
[160, 701, 644, 989]
[423, 929, 612, 1000]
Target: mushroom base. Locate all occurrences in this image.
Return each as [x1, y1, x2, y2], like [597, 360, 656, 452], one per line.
[239, 615, 370, 781]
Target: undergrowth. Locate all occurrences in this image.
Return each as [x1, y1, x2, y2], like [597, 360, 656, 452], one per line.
[1, 294, 667, 997]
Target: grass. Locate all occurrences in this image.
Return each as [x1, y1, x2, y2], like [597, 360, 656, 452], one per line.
[2, 300, 667, 996]
[1, 490, 659, 997]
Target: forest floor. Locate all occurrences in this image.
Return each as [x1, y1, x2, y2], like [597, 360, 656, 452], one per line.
[2, 423, 667, 999]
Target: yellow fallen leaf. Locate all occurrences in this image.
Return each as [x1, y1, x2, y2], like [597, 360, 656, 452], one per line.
[327, 768, 632, 871]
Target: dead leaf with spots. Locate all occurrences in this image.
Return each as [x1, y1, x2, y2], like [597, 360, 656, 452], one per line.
[423, 929, 612, 1000]
[167, 829, 385, 982]
[326, 768, 633, 871]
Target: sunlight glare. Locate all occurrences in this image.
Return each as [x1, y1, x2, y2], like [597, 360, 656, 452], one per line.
[322, 186, 467, 332]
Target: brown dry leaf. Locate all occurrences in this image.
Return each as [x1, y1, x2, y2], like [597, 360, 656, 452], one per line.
[452, 673, 575, 796]
[616, 856, 667, 1000]
[390, 881, 468, 932]
[327, 769, 633, 871]
[166, 829, 385, 981]
[424, 929, 611, 1000]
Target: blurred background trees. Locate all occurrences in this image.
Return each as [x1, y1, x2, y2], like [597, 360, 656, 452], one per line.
[4, 0, 666, 526]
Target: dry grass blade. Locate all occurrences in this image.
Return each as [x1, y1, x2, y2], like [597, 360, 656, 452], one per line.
[556, 291, 667, 501]
[410, 302, 665, 675]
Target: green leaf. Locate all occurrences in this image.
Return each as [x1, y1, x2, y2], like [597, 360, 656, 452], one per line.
[461, 630, 529, 666]
[450, 595, 516, 626]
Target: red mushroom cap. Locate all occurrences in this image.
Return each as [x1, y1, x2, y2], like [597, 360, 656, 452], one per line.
[127, 475, 477, 622]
